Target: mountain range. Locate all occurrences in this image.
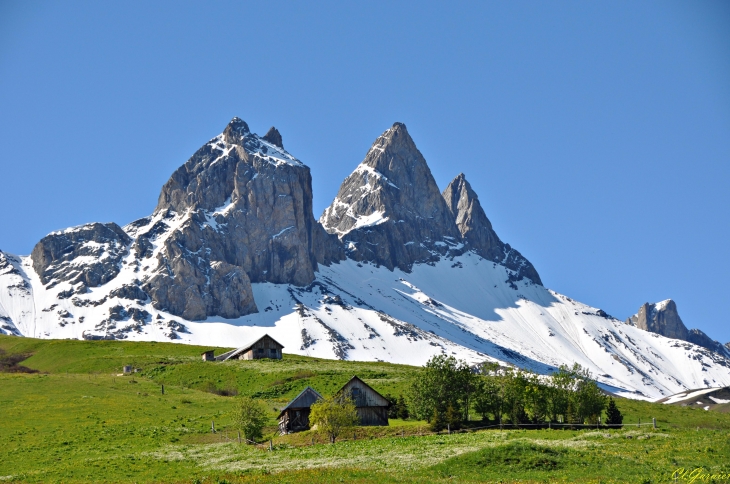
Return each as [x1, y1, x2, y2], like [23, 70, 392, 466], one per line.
[1, 117, 729, 400]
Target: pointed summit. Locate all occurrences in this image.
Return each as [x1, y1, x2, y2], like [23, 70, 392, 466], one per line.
[262, 126, 284, 149]
[223, 117, 250, 144]
[443, 173, 542, 285]
[321, 123, 461, 271]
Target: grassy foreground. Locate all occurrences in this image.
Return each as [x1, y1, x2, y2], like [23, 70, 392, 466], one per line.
[1, 335, 729, 483]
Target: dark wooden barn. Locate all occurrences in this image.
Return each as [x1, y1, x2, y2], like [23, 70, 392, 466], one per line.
[278, 386, 323, 434]
[215, 334, 284, 361]
[338, 376, 390, 426]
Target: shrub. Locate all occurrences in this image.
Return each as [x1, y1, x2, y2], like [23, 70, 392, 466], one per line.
[309, 395, 359, 443]
[233, 396, 268, 443]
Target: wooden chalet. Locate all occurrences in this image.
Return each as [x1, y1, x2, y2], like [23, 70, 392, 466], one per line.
[214, 334, 284, 361]
[338, 376, 390, 426]
[278, 386, 323, 434]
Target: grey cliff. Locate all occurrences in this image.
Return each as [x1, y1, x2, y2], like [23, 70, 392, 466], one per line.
[320, 122, 463, 271]
[626, 300, 729, 356]
[443, 173, 542, 285]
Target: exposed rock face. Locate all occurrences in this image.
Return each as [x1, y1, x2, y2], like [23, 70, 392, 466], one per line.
[30, 223, 132, 290]
[137, 117, 342, 320]
[262, 126, 284, 149]
[626, 300, 689, 340]
[626, 300, 729, 356]
[443, 174, 542, 285]
[320, 123, 463, 271]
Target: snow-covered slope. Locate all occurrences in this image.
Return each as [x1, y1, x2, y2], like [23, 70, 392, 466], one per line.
[2, 117, 730, 401]
[2, 246, 729, 399]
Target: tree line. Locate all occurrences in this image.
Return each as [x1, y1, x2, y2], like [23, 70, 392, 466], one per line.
[408, 355, 623, 431]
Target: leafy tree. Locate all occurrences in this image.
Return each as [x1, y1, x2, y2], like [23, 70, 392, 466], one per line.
[445, 404, 461, 430]
[233, 396, 268, 443]
[605, 397, 623, 427]
[473, 363, 504, 423]
[309, 395, 359, 443]
[570, 364, 607, 424]
[408, 354, 475, 425]
[523, 371, 548, 424]
[396, 394, 409, 420]
[385, 393, 399, 419]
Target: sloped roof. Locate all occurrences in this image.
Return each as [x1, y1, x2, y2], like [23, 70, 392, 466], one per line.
[278, 386, 323, 418]
[215, 334, 285, 361]
[338, 376, 390, 407]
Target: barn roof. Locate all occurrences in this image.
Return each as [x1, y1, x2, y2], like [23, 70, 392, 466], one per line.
[278, 386, 323, 418]
[215, 334, 285, 361]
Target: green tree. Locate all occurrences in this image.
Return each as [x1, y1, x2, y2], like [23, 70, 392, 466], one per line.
[309, 395, 359, 443]
[605, 397, 623, 427]
[233, 396, 268, 443]
[396, 394, 409, 420]
[570, 364, 607, 424]
[408, 354, 475, 425]
[523, 371, 548, 424]
[473, 363, 504, 423]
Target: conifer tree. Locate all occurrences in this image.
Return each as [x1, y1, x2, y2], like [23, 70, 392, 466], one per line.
[605, 397, 623, 427]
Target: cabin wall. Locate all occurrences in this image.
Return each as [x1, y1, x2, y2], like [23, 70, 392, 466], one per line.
[279, 408, 312, 434]
[357, 406, 389, 426]
[241, 336, 283, 360]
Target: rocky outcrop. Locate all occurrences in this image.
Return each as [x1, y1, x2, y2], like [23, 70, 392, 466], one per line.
[626, 299, 729, 356]
[137, 117, 343, 320]
[626, 300, 689, 340]
[320, 122, 463, 271]
[443, 174, 542, 285]
[262, 126, 284, 149]
[30, 223, 131, 291]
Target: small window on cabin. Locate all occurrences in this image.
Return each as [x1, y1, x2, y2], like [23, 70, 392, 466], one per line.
[269, 348, 276, 356]
[351, 387, 361, 398]
[256, 348, 264, 355]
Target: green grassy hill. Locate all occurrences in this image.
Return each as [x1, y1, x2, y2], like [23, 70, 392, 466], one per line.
[1, 335, 729, 483]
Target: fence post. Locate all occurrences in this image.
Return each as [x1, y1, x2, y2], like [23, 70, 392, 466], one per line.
[652, 418, 656, 429]
[447, 424, 450, 435]
[212, 421, 215, 433]
[161, 384, 164, 395]
[269, 439, 273, 451]
[238, 431, 241, 444]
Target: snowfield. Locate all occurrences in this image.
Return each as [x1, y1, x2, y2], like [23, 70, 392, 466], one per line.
[2, 244, 729, 400]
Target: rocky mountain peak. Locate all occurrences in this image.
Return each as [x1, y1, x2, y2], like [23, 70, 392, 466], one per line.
[627, 300, 687, 340]
[222, 117, 250, 144]
[626, 299, 729, 356]
[442, 174, 542, 285]
[320, 123, 461, 271]
[262, 126, 284, 149]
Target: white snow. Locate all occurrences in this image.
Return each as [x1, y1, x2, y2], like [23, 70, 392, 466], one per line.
[709, 396, 730, 404]
[2, 244, 730, 400]
[661, 387, 719, 404]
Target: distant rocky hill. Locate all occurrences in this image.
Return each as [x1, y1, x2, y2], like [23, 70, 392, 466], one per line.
[1, 117, 729, 400]
[626, 300, 729, 357]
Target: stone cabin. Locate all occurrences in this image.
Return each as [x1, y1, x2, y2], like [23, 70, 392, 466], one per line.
[214, 334, 284, 361]
[338, 376, 390, 426]
[278, 386, 323, 434]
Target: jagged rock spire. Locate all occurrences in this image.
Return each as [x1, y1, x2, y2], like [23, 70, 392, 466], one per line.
[320, 122, 461, 271]
[263, 126, 284, 149]
[442, 173, 542, 285]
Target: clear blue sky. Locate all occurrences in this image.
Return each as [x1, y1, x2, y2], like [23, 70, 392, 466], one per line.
[1, 1, 729, 342]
